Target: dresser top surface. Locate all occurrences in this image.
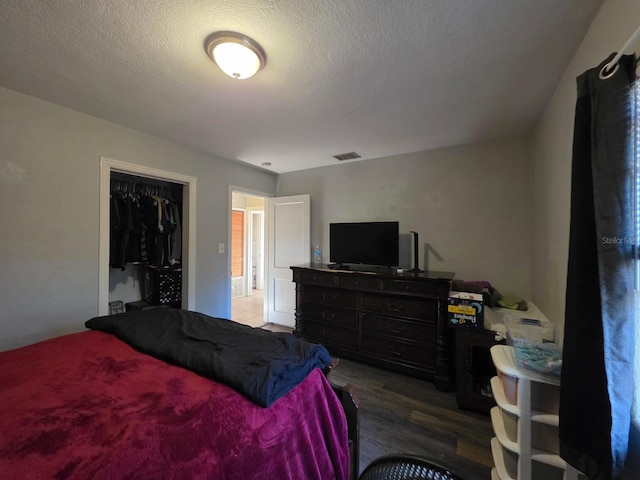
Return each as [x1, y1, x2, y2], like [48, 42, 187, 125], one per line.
[291, 264, 455, 282]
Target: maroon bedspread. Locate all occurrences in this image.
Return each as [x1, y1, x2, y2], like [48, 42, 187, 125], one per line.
[0, 331, 349, 480]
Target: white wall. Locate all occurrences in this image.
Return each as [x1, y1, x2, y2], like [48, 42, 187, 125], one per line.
[530, 0, 640, 344]
[277, 136, 532, 299]
[0, 87, 277, 350]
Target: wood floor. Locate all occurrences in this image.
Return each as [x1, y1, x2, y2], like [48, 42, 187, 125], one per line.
[328, 358, 494, 479]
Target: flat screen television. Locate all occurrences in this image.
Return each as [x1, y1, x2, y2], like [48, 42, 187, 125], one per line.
[329, 221, 399, 267]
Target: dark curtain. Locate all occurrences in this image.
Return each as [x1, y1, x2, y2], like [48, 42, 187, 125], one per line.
[560, 53, 637, 479]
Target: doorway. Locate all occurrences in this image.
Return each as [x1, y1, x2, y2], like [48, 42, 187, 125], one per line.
[230, 191, 266, 327]
[98, 157, 197, 316]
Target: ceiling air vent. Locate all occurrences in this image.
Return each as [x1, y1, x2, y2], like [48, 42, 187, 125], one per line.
[333, 152, 361, 161]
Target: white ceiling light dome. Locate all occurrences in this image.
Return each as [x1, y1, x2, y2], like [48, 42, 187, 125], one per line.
[205, 31, 266, 80]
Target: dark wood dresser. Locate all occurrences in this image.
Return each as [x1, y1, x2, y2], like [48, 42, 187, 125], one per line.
[291, 265, 455, 391]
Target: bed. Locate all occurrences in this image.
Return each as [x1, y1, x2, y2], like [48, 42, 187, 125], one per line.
[0, 309, 359, 480]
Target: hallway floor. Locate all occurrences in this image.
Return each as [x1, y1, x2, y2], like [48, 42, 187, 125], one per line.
[231, 289, 295, 333]
[231, 289, 265, 328]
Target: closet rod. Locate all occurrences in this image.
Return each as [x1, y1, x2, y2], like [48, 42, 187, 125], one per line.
[603, 24, 640, 75]
[111, 171, 182, 188]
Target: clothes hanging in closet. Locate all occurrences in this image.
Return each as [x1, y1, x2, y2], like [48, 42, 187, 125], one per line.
[110, 181, 182, 270]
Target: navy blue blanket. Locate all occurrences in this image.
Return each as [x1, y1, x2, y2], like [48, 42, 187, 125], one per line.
[85, 309, 332, 407]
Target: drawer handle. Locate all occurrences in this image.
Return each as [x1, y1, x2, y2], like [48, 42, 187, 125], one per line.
[387, 324, 406, 334]
[404, 285, 412, 291]
[312, 275, 318, 281]
[323, 330, 337, 339]
[389, 347, 405, 357]
[387, 302, 404, 312]
[321, 311, 336, 320]
[322, 293, 337, 302]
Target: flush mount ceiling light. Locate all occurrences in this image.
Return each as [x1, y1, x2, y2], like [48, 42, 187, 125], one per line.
[205, 31, 266, 80]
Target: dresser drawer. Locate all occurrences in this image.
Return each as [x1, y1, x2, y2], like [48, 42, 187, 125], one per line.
[361, 313, 434, 343]
[382, 279, 436, 296]
[303, 286, 357, 308]
[303, 304, 358, 329]
[361, 294, 436, 321]
[304, 322, 359, 349]
[361, 334, 435, 367]
[338, 274, 380, 291]
[298, 270, 338, 287]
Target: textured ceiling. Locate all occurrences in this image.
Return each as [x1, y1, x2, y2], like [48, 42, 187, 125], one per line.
[0, 0, 602, 173]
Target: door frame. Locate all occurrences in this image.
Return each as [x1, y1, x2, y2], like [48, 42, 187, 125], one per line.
[248, 208, 265, 291]
[98, 157, 197, 315]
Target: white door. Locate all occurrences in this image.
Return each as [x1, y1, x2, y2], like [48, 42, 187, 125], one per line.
[266, 194, 310, 327]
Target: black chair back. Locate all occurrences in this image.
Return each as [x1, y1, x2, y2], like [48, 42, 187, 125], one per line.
[359, 454, 469, 480]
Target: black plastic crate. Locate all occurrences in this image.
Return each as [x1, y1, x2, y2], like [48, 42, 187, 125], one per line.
[144, 266, 182, 306]
[125, 300, 170, 312]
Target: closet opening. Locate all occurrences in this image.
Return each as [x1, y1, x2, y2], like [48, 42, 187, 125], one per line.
[108, 171, 184, 313]
[98, 157, 197, 317]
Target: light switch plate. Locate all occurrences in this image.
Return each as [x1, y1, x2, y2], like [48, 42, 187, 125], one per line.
[218, 243, 225, 253]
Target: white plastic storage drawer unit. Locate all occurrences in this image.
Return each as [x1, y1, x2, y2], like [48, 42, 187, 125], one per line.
[489, 345, 586, 480]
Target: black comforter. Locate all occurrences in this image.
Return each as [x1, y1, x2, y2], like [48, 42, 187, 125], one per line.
[85, 309, 332, 407]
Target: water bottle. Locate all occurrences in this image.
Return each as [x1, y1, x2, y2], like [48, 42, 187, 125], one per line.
[314, 245, 321, 265]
